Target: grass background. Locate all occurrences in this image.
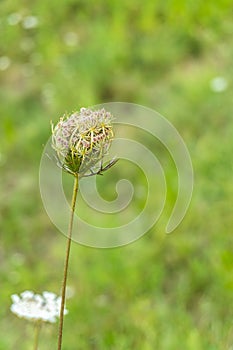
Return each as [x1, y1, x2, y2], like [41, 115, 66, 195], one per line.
[0, 1, 233, 349]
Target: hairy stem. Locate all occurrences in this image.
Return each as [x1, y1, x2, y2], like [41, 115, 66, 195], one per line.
[57, 175, 79, 350]
[33, 322, 41, 350]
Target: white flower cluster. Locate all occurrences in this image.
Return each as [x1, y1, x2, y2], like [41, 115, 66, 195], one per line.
[51, 107, 114, 176]
[210, 76, 228, 93]
[10, 291, 68, 323]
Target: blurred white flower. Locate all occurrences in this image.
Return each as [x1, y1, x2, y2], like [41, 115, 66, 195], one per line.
[65, 285, 75, 299]
[7, 12, 22, 26]
[8, 271, 21, 284]
[41, 83, 55, 105]
[21, 63, 34, 77]
[63, 32, 79, 47]
[95, 294, 109, 308]
[0, 56, 11, 71]
[11, 252, 25, 266]
[210, 76, 228, 93]
[20, 37, 35, 52]
[22, 16, 39, 29]
[10, 291, 68, 323]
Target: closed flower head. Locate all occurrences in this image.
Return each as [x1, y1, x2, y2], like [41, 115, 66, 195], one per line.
[51, 107, 114, 177]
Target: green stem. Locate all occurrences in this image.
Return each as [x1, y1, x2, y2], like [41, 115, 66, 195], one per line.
[33, 322, 41, 350]
[57, 175, 79, 350]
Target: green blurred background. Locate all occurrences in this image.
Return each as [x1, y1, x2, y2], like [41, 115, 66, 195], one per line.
[0, 1, 233, 349]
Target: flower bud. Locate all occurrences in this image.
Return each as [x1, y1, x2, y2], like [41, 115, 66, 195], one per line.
[51, 107, 114, 177]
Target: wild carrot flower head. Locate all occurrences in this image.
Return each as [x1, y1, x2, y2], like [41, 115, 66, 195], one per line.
[51, 107, 114, 177]
[10, 291, 68, 323]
